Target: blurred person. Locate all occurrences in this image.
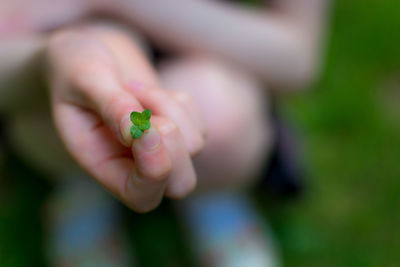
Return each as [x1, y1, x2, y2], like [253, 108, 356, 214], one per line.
[0, 0, 329, 266]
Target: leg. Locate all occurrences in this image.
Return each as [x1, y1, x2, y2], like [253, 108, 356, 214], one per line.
[158, 56, 274, 191]
[158, 57, 279, 267]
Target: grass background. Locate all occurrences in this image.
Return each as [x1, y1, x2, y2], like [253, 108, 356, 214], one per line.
[1, 0, 400, 266]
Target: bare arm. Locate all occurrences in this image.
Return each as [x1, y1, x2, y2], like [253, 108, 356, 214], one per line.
[106, 0, 330, 89]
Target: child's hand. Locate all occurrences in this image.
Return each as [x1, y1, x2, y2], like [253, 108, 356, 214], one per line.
[45, 25, 205, 212]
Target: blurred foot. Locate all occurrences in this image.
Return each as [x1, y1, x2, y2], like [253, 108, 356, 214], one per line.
[44, 175, 134, 267]
[178, 192, 280, 267]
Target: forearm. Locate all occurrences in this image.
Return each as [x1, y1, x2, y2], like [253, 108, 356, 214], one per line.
[109, 0, 330, 89]
[0, 35, 47, 113]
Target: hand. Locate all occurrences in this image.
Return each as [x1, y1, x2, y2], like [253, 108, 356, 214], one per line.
[45, 25, 205, 212]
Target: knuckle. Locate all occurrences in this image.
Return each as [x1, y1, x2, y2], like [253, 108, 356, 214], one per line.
[46, 31, 81, 68]
[158, 119, 179, 137]
[66, 64, 115, 106]
[50, 38, 114, 90]
[47, 30, 97, 61]
[148, 88, 167, 102]
[71, 61, 111, 88]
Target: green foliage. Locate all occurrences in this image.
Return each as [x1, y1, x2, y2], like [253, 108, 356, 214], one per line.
[130, 109, 152, 139]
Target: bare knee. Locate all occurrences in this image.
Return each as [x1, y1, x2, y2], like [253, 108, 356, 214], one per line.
[158, 57, 274, 190]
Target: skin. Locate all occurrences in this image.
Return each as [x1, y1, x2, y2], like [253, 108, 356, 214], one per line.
[1, 25, 205, 212]
[0, 0, 329, 212]
[158, 57, 273, 191]
[46, 26, 207, 212]
[1, 0, 329, 88]
[102, 0, 330, 88]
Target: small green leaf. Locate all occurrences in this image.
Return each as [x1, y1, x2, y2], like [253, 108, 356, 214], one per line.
[130, 109, 152, 139]
[130, 125, 143, 139]
[142, 109, 152, 120]
[130, 112, 142, 126]
[139, 120, 151, 131]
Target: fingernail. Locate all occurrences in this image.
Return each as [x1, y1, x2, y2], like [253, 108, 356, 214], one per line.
[119, 114, 132, 146]
[136, 126, 160, 151]
[129, 80, 145, 92]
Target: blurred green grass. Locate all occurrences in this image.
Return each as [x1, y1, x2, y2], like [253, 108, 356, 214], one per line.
[1, 0, 400, 266]
[273, 0, 400, 266]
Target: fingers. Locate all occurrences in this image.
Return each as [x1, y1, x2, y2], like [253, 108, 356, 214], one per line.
[128, 123, 172, 212]
[82, 27, 205, 155]
[151, 117, 197, 198]
[53, 102, 173, 213]
[48, 28, 198, 212]
[47, 31, 143, 147]
[84, 30, 200, 195]
[167, 90, 207, 139]
[128, 116, 196, 209]
[82, 23, 160, 87]
[130, 87, 204, 156]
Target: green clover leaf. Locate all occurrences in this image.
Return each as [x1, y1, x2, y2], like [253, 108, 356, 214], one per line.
[142, 109, 151, 120]
[130, 109, 152, 139]
[130, 125, 143, 139]
[139, 120, 151, 131]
